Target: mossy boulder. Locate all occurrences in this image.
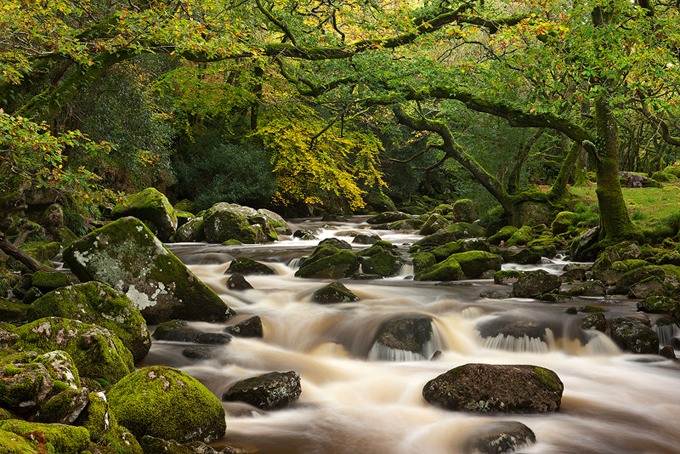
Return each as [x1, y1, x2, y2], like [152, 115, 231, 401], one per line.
[566, 280, 607, 297]
[512, 270, 562, 298]
[222, 371, 302, 410]
[27, 282, 151, 363]
[203, 202, 278, 244]
[452, 198, 479, 223]
[111, 187, 178, 242]
[295, 241, 359, 279]
[75, 391, 143, 453]
[358, 242, 404, 277]
[63, 216, 234, 324]
[637, 296, 680, 317]
[0, 361, 54, 415]
[173, 217, 205, 242]
[448, 251, 502, 279]
[430, 238, 490, 262]
[311, 282, 360, 304]
[419, 213, 451, 236]
[411, 251, 436, 274]
[488, 226, 518, 246]
[551, 211, 577, 235]
[226, 257, 277, 276]
[414, 255, 465, 281]
[580, 312, 607, 332]
[13, 317, 134, 385]
[107, 366, 226, 443]
[447, 222, 485, 240]
[493, 270, 523, 285]
[30, 270, 74, 293]
[422, 363, 563, 413]
[506, 226, 534, 247]
[34, 386, 89, 424]
[257, 208, 291, 235]
[610, 317, 659, 354]
[629, 276, 668, 299]
[610, 265, 665, 295]
[500, 247, 542, 265]
[366, 211, 412, 225]
[0, 419, 90, 453]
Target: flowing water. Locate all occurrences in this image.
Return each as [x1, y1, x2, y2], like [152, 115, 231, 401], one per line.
[142, 217, 680, 454]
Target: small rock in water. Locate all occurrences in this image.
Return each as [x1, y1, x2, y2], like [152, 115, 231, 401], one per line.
[222, 371, 302, 410]
[225, 316, 263, 338]
[227, 273, 253, 290]
[659, 345, 677, 360]
[462, 421, 536, 454]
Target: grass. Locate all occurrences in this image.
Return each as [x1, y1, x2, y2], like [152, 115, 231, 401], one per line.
[568, 182, 680, 241]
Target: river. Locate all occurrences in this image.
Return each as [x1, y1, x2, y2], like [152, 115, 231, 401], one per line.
[143, 217, 680, 454]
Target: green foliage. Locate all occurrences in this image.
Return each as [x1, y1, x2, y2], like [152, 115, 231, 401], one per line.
[173, 136, 276, 211]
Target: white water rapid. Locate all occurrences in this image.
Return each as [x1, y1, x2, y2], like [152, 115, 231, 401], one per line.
[143, 217, 680, 454]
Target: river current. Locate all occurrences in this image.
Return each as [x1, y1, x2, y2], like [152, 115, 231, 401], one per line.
[142, 217, 680, 454]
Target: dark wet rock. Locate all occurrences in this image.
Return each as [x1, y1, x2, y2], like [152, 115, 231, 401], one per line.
[561, 267, 588, 283]
[570, 226, 601, 261]
[14, 317, 134, 385]
[580, 313, 607, 332]
[659, 345, 677, 360]
[565, 280, 607, 297]
[311, 282, 360, 304]
[63, 216, 234, 325]
[422, 363, 563, 413]
[488, 226, 518, 246]
[107, 366, 226, 443]
[371, 316, 434, 359]
[222, 371, 302, 410]
[111, 187, 178, 242]
[153, 320, 232, 344]
[462, 421, 536, 454]
[27, 281, 151, 363]
[182, 346, 220, 360]
[21, 287, 43, 305]
[352, 233, 381, 245]
[358, 241, 404, 277]
[610, 316, 659, 354]
[226, 257, 277, 276]
[367, 211, 413, 225]
[476, 318, 548, 342]
[0, 298, 29, 323]
[512, 270, 562, 298]
[225, 316, 263, 338]
[227, 273, 253, 290]
[452, 198, 478, 223]
[413, 229, 458, 251]
[493, 270, 523, 285]
[293, 229, 317, 240]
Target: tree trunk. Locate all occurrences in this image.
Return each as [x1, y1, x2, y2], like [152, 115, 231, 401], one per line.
[593, 96, 635, 241]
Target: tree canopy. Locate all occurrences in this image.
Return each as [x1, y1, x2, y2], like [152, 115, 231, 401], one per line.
[2, 0, 680, 239]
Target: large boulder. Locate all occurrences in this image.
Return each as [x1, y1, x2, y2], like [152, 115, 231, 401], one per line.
[111, 187, 177, 242]
[358, 241, 404, 277]
[26, 282, 151, 363]
[222, 371, 302, 410]
[13, 317, 134, 386]
[452, 198, 479, 223]
[610, 317, 659, 354]
[423, 363, 563, 413]
[203, 202, 278, 244]
[367, 211, 413, 225]
[107, 366, 226, 443]
[449, 251, 502, 279]
[512, 270, 562, 298]
[63, 216, 235, 324]
[369, 316, 436, 360]
[75, 391, 143, 453]
[414, 255, 465, 281]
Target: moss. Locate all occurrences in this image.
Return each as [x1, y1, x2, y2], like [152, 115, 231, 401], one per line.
[295, 249, 360, 279]
[0, 419, 90, 453]
[30, 271, 73, 292]
[506, 226, 534, 247]
[414, 256, 465, 281]
[637, 296, 679, 314]
[75, 391, 143, 453]
[0, 298, 29, 324]
[411, 252, 436, 274]
[111, 188, 178, 241]
[106, 366, 226, 443]
[14, 317, 134, 385]
[27, 282, 151, 363]
[488, 226, 519, 246]
[0, 428, 41, 453]
[532, 366, 562, 393]
[446, 222, 485, 239]
[493, 270, 523, 285]
[447, 251, 502, 279]
[19, 241, 61, 264]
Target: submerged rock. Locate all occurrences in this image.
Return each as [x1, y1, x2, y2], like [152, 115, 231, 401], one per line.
[370, 316, 435, 360]
[222, 371, 302, 410]
[107, 366, 226, 443]
[422, 363, 563, 413]
[63, 216, 234, 324]
[311, 282, 359, 304]
[226, 257, 277, 276]
[153, 320, 232, 344]
[462, 421, 536, 454]
[610, 316, 659, 354]
[27, 281, 151, 363]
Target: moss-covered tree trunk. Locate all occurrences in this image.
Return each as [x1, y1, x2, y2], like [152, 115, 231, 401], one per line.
[593, 96, 635, 241]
